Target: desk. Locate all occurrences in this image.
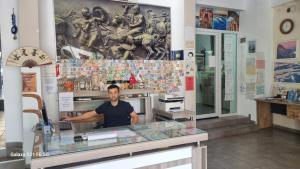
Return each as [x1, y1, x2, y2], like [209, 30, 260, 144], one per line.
[30, 121, 208, 169]
[256, 98, 300, 129]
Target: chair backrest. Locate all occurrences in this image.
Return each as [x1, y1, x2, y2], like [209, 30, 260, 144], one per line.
[22, 93, 43, 119]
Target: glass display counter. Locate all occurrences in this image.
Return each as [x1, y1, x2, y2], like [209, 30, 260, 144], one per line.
[30, 121, 208, 169]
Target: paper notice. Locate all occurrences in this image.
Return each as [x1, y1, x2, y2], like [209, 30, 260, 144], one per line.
[58, 92, 74, 112]
[208, 56, 216, 67]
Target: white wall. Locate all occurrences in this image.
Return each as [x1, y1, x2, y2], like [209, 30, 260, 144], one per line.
[196, 0, 247, 10]
[0, 0, 23, 143]
[238, 0, 273, 121]
[19, 0, 42, 114]
[272, 0, 295, 7]
[38, 0, 59, 122]
[272, 0, 300, 130]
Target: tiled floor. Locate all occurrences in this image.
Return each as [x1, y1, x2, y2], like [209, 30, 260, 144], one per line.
[204, 128, 300, 169]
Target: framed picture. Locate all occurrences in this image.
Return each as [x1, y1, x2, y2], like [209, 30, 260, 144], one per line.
[226, 11, 239, 31]
[199, 8, 213, 29]
[22, 73, 37, 92]
[248, 40, 256, 53]
[274, 62, 300, 83]
[276, 40, 298, 60]
[212, 10, 228, 30]
[54, 0, 171, 60]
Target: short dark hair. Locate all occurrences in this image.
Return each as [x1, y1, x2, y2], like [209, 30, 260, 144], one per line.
[107, 84, 120, 92]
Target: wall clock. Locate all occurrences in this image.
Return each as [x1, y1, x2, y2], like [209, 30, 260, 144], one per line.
[280, 18, 294, 34]
[6, 47, 52, 68]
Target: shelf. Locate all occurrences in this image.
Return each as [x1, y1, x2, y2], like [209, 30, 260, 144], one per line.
[71, 88, 155, 98]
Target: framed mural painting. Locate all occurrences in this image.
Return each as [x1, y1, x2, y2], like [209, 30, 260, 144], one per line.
[54, 0, 171, 60]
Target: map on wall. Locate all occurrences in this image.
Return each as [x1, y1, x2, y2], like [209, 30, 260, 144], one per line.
[54, 0, 171, 60]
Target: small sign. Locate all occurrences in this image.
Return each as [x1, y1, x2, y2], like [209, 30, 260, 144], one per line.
[58, 92, 74, 112]
[185, 76, 194, 91]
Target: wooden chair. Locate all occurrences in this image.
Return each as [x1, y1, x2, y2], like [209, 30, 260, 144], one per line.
[22, 93, 43, 121]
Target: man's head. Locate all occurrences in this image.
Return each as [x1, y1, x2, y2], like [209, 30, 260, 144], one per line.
[131, 5, 140, 14]
[81, 7, 90, 18]
[107, 84, 120, 102]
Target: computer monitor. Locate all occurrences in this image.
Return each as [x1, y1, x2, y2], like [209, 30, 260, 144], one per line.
[42, 101, 49, 125]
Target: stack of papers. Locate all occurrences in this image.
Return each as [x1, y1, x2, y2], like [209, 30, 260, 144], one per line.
[87, 131, 117, 141]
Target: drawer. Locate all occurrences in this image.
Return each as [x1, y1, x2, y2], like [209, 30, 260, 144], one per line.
[287, 105, 300, 120]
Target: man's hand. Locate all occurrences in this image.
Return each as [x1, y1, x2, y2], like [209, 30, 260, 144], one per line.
[130, 111, 139, 125]
[61, 115, 73, 122]
[61, 111, 98, 123]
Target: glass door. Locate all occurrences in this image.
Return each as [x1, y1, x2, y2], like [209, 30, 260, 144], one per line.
[195, 32, 237, 119]
[221, 33, 237, 114]
[195, 33, 220, 118]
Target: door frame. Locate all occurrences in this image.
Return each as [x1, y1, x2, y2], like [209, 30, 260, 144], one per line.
[195, 30, 221, 119]
[195, 28, 238, 119]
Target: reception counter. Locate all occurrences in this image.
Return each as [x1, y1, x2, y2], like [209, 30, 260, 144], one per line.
[30, 121, 208, 169]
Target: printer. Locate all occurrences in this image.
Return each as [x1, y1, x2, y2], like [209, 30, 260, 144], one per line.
[158, 94, 184, 112]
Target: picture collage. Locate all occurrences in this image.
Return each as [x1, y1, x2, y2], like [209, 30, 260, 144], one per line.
[196, 5, 239, 31]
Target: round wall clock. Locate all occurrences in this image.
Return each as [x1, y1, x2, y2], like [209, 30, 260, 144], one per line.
[280, 18, 294, 34]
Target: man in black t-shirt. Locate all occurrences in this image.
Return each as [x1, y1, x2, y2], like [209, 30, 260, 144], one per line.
[62, 85, 139, 128]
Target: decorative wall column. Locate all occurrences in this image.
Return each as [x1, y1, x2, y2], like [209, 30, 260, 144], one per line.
[0, 0, 23, 149]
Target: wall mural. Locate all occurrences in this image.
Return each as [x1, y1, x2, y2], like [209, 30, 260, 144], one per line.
[54, 0, 171, 60]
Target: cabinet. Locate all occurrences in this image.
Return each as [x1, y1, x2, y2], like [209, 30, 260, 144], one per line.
[256, 98, 300, 129]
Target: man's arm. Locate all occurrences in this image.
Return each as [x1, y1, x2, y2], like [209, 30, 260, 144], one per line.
[130, 111, 139, 125]
[62, 111, 98, 123]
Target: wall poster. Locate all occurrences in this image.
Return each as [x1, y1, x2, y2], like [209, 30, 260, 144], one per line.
[185, 76, 194, 91]
[195, 5, 239, 31]
[274, 62, 300, 83]
[22, 73, 37, 92]
[255, 52, 265, 96]
[54, 0, 171, 60]
[224, 34, 235, 101]
[276, 40, 298, 60]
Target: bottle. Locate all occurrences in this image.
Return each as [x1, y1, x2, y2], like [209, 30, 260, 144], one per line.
[293, 89, 298, 101]
[79, 78, 86, 90]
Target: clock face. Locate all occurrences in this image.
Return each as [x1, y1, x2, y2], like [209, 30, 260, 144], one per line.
[280, 19, 294, 34]
[283, 22, 292, 31]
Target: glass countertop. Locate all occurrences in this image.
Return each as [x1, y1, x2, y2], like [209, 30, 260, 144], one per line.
[32, 121, 206, 159]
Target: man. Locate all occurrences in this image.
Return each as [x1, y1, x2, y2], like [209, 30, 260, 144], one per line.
[124, 5, 145, 36]
[62, 85, 139, 128]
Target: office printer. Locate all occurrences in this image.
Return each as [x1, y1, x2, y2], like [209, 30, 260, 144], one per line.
[158, 94, 184, 112]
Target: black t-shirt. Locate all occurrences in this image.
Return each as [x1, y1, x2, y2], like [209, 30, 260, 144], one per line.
[95, 100, 134, 128]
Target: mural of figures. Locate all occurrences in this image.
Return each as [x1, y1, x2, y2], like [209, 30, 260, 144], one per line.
[199, 8, 213, 29]
[54, 0, 171, 60]
[212, 10, 227, 30]
[227, 11, 239, 31]
[195, 5, 239, 31]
